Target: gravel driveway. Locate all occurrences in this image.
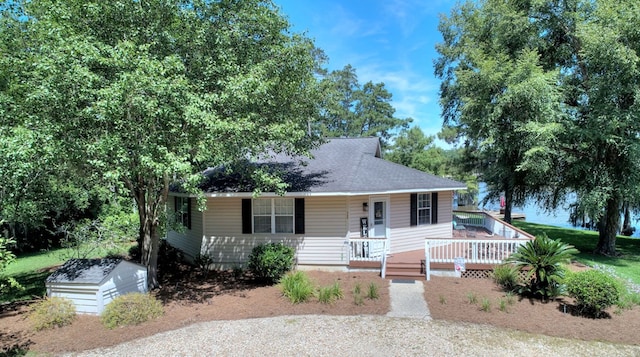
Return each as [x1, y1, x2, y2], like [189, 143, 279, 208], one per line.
[65, 315, 640, 357]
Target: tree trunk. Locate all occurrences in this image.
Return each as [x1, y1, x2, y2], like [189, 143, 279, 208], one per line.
[621, 202, 633, 236]
[139, 204, 160, 289]
[595, 196, 620, 256]
[503, 182, 513, 224]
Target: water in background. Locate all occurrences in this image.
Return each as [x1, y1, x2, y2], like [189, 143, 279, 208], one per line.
[461, 183, 640, 238]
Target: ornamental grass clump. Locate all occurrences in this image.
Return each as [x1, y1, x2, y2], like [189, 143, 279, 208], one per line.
[491, 264, 520, 292]
[101, 293, 164, 329]
[366, 282, 379, 300]
[30, 297, 76, 331]
[279, 271, 314, 304]
[317, 280, 344, 304]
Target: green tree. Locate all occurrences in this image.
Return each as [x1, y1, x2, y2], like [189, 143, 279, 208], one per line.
[551, 0, 640, 255]
[437, 0, 640, 255]
[3, 0, 323, 288]
[386, 126, 478, 205]
[435, 1, 564, 224]
[318, 65, 411, 146]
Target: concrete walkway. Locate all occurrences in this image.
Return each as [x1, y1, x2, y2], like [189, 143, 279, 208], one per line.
[386, 279, 431, 319]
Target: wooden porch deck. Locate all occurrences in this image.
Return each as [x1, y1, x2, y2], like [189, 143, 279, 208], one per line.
[385, 232, 518, 279]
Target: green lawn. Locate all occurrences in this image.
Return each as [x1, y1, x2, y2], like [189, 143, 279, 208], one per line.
[512, 221, 640, 286]
[2, 243, 133, 303]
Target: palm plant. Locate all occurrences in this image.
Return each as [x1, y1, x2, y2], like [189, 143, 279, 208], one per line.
[506, 234, 578, 301]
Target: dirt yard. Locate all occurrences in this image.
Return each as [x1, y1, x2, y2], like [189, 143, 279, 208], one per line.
[1, 265, 638, 355]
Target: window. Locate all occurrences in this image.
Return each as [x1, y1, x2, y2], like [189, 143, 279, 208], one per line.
[417, 193, 431, 225]
[252, 198, 294, 234]
[174, 196, 191, 229]
[410, 192, 438, 226]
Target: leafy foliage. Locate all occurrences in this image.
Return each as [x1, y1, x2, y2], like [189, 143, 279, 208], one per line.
[436, 0, 640, 253]
[507, 235, 578, 301]
[101, 293, 164, 329]
[386, 127, 479, 205]
[566, 270, 621, 318]
[30, 297, 76, 331]
[316, 65, 410, 147]
[194, 254, 213, 272]
[0, 235, 21, 295]
[248, 243, 294, 283]
[279, 271, 314, 304]
[2, 0, 323, 288]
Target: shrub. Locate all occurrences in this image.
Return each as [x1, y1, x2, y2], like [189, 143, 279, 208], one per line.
[491, 264, 520, 292]
[566, 270, 621, 318]
[101, 293, 164, 329]
[30, 297, 76, 331]
[506, 234, 578, 301]
[194, 253, 213, 271]
[248, 243, 294, 283]
[279, 271, 314, 304]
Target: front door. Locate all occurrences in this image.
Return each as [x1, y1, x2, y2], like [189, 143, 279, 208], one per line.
[370, 197, 389, 238]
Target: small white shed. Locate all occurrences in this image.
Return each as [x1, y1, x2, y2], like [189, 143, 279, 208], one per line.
[46, 258, 148, 315]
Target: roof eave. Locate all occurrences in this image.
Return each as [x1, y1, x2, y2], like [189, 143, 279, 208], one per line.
[199, 186, 468, 198]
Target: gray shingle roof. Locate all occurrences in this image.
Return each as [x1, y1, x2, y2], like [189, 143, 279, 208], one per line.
[46, 259, 123, 284]
[200, 137, 466, 194]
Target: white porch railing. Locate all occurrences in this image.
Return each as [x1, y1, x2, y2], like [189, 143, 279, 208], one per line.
[349, 238, 387, 262]
[453, 210, 535, 240]
[424, 238, 528, 280]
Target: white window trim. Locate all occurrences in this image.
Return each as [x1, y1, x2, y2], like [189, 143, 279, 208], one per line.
[253, 198, 295, 234]
[417, 193, 431, 225]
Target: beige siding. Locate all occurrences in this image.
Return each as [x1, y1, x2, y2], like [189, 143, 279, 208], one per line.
[201, 196, 349, 268]
[165, 196, 203, 260]
[346, 195, 370, 239]
[388, 191, 455, 254]
[167, 191, 456, 266]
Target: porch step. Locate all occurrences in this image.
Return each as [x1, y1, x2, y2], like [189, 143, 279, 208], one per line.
[385, 262, 425, 280]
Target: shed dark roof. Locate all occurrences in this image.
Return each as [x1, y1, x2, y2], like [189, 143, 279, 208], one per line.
[46, 259, 126, 284]
[199, 137, 466, 194]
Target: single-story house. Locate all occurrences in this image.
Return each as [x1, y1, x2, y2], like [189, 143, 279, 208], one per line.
[166, 137, 467, 274]
[46, 258, 148, 314]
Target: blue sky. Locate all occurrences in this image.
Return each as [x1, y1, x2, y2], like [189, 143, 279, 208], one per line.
[274, 0, 456, 141]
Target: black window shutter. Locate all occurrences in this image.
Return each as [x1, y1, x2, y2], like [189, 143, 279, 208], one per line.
[186, 198, 192, 230]
[242, 199, 252, 234]
[431, 192, 438, 224]
[410, 193, 417, 226]
[295, 198, 305, 234]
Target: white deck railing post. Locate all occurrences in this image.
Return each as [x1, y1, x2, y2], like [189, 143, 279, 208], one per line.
[425, 240, 431, 281]
[381, 240, 387, 278]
